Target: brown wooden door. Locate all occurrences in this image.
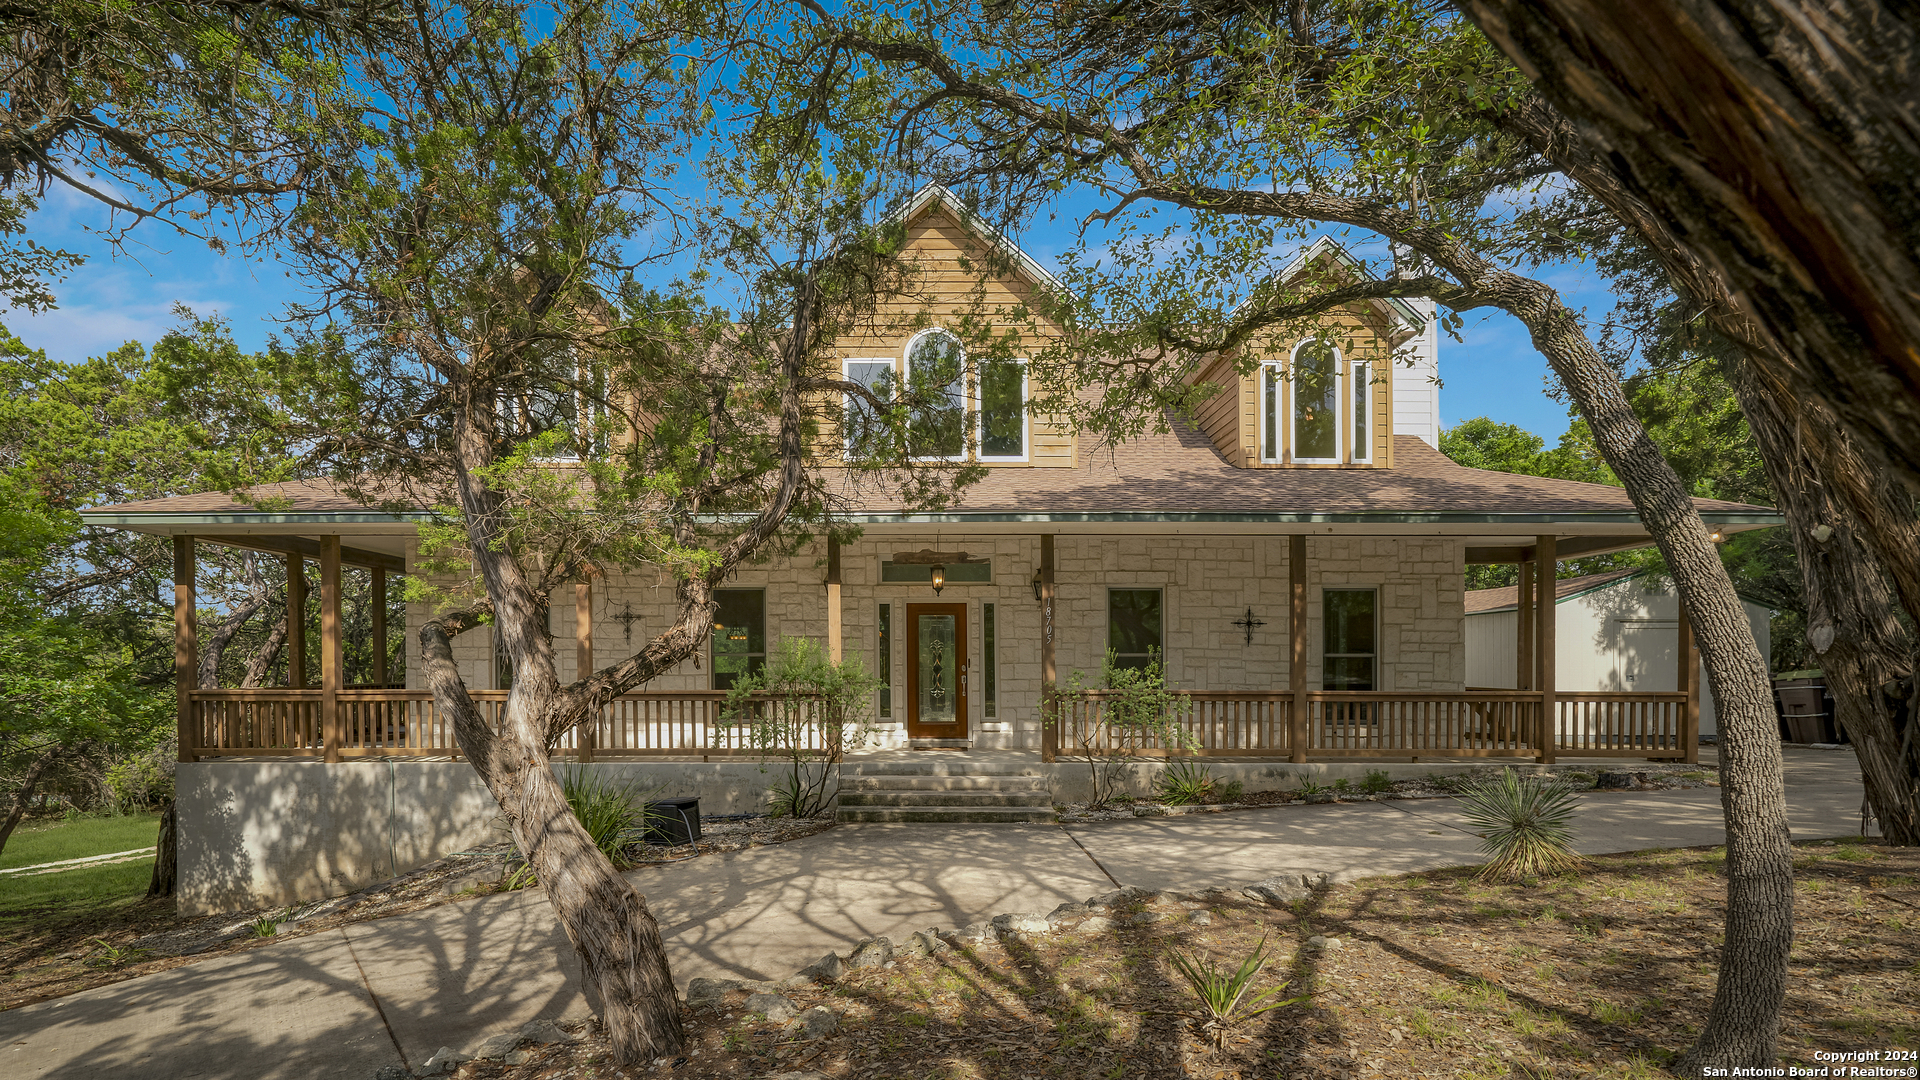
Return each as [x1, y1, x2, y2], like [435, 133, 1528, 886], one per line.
[905, 603, 968, 739]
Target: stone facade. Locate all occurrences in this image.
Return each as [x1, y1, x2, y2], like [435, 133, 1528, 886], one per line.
[405, 534, 1467, 752]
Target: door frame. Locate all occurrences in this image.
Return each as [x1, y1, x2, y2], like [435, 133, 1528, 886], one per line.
[905, 602, 969, 739]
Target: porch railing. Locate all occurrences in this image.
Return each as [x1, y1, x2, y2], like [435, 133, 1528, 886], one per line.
[184, 688, 832, 760]
[1055, 688, 1691, 762]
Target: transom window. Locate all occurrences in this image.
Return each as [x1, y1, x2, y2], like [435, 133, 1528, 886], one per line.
[1322, 589, 1377, 691]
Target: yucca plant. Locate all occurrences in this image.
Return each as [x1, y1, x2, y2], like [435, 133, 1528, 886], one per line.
[1455, 768, 1585, 882]
[1154, 760, 1216, 805]
[1167, 935, 1310, 1049]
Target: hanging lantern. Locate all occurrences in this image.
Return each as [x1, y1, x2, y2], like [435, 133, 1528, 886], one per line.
[930, 564, 946, 595]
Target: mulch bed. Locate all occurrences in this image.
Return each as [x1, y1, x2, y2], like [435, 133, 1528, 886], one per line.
[1058, 763, 1719, 821]
[0, 815, 835, 1013]
[464, 837, 1916, 1080]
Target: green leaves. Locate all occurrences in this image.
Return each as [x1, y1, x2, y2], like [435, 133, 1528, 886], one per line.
[1454, 768, 1585, 883]
[1168, 934, 1311, 1049]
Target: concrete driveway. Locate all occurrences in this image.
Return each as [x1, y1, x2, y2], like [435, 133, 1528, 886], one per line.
[0, 748, 1870, 1080]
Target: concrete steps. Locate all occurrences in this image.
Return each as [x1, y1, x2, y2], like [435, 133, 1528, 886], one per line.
[837, 763, 1056, 823]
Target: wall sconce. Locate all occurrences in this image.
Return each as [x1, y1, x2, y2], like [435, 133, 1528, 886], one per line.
[1031, 569, 1043, 601]
[1708, 528, 1727, 544]
[930, 564, 946, 595]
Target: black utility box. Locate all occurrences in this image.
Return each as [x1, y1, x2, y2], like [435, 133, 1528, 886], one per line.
[644, 797, 702, 846]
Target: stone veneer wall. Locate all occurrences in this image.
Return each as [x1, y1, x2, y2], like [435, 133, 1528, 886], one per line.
[405, 534, 1467, 750]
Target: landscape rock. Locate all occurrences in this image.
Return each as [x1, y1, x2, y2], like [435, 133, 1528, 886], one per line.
[903, 929, 950, 957]
[846, 937, 895, 969]
[518, 1019, 578, 1045]
[474, 1032, 522, 1060]
[797, 952, 845, 983]
[1596, 770, 1654, 790]
[1074, 916, 1117, 934]
[504, 1048, 534, 1065]
[1087, 886, 1149, 908]
[373, 1067, 411, 1080]
[1190, 910, 1214, 927]
[421, 1047, 468, 1075]
[1306, 935, 1345, 951]
[1243, 873, 1330, 907]
[991, 912, 1052, 935]
[791, 1006, 840, 1039]
[1046, 902, 1090, 924]
[1128, 910, 1168, 926]
[956, 921, 995, 943]
[1304, 792, 1338, 804]
[686, 977, 746, 1008]
[745, 992, 799, 1023]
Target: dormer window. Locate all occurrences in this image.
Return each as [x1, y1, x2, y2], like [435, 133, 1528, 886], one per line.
[1258, 338, 1372, 465]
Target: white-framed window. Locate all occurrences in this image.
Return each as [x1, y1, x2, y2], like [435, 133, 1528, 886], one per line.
[1260, 361, 1284, 463]
[1350, 358, 1373, 464]
[906, 328, 967, 459]
[841, 357, 895, 459]
[1290, 338, 1343, 464]
[977, 358, 1028, 461]
[899, 328, 1028, 462]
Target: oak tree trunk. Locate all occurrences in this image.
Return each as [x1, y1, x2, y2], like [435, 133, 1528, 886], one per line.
[1728, 365, 1918, 844]
[1458, 0, 1920, 499]
[0, 747, 62, 858]
[1492, 275, 1794, 1074]
[148, 802, 177, 898]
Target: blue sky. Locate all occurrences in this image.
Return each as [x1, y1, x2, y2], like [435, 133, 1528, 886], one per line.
[10, 183, 1605, 444]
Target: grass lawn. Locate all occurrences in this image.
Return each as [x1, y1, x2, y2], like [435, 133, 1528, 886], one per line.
[0, 814, 165, 953]
[0, 813, 162, 871]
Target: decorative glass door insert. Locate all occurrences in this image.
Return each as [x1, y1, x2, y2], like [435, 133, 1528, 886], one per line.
[905, 604, 967, 738]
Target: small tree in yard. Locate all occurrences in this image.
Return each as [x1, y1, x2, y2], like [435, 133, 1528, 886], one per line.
[721, 638, 881, 819]
[1060, 650, 1194, 810]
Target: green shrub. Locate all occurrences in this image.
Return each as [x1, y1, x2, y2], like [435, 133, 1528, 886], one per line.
[1456, 768, 1585, 882]
[1362, 769, 1393, 794]
[103, 741, 176, 812]
[1155, 761, 1216, 805]
[559, 767, 653, 866]
[1217, 779, 1244, 802]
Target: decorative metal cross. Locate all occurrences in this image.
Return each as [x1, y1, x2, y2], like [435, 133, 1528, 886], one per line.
[1232, 607, 1266, 647]
[614, 601, 644, 645]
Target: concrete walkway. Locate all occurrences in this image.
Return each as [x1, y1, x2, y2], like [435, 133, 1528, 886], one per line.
[1, 748, 1871, 1080]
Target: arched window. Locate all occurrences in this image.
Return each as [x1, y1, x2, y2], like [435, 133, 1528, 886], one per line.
[1291, 338, 1342, 463]
[906, 329, 966, 459]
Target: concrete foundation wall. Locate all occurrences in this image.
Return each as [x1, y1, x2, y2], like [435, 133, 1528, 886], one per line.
[176, 760, 795, 916]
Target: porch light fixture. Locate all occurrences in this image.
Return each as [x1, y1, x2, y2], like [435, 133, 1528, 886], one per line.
[930, 564, 946, 595]
[1708, 528, 1727, 544]
[1032, 569, 1043, 601]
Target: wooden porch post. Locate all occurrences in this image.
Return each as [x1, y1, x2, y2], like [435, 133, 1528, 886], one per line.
[320, 536, 343, 763]
[286, 553, 307, 688]
[1289, 534, 1309, 763]
[371, 568, 389, 687]
[174, 536, 198, 763]
[577, 574, 595, 763]
[826, 536, 843, 664]
[1678, 597, 1701, 763]
[1535, 535, 1557, 764]
[1516, 558, 1535, 690]
[1040, 534, 1057, 763]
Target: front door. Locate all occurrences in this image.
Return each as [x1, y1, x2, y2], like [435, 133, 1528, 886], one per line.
[906, 603, 968, 740]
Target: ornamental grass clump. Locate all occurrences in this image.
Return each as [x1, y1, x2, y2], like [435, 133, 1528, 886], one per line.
[1456, 768, 1585, 882]
[1168, 934, 1310, 1049]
